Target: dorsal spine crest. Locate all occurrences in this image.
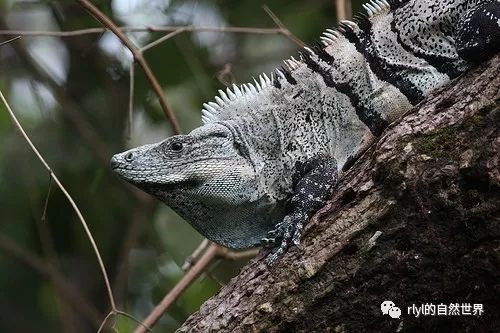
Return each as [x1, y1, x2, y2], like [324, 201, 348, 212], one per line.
[200, 0, 475, 124]
[201, 0, 404, 124]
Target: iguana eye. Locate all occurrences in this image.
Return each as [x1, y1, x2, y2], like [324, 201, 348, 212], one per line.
[170, 141, 184, 152]
[125, 152, 134, 161]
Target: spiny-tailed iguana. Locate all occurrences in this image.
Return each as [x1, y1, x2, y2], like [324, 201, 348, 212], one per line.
[111, 0, 500, 263]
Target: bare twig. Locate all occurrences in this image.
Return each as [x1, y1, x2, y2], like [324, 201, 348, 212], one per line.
[0, 90, 116, 312]
[35, 177, 58, 265]
[140, 28, 186, 52]
[262, 5, 306, 48]
[97, 311, 116, 333]
[134, 243, 221, 333]
[98, 310, 151, 333]
[182, 240, 258, 271]
[41, 174, 53, 223]
[76, 0, 181, 134]
[181, 239, 210, 271]
[219, 248, 259, 261]
[0, 35, 21, 46]
[34, 175, 83, 331]
[0, 26, 284, 37]
[335, 0, 352, 20]
[127, 62, 135, 139]
[216, 63, 235, 87]
[135, 242, 259, 332]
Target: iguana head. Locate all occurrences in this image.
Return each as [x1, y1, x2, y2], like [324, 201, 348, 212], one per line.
[111, 122, 278, 249]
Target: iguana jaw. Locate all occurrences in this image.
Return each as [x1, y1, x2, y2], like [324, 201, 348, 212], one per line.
[111, 126, 256, 203]
[110, 149, 193, 186]
[110, 124, 280, 249]
[110, 123, 241, 186]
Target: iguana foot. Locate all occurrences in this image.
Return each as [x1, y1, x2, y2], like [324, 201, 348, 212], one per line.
[262, 212, 306, 265]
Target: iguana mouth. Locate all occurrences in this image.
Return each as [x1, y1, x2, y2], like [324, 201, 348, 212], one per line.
[110, 164, 163, 178]
[118, 171, 200, 188]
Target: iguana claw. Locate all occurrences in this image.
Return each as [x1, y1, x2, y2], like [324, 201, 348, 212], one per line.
[263, 212, 306, 265]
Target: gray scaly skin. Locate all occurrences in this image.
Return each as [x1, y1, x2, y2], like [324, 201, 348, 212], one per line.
[111, 0, 500, 264]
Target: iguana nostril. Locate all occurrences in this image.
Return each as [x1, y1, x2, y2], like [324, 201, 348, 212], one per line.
[110, 156, 120, 169]
[125, 152, 134, 162]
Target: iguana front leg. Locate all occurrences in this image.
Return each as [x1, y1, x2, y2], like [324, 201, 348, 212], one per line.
[263, 157, 338, 264]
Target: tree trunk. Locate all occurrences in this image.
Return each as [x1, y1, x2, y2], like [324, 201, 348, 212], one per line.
[178, 55, 500, 333]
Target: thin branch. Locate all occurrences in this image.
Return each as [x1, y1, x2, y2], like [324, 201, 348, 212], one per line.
[41, 174, 53, 223]
[133, 243, 221, 333]
[34, 179, 59, 267]
[127, 61, 135, 139]
[99, 310, 151, 333]
[216, 63, 235, 87]
[262, 5, 306, 48]
[182, 240, 258, 271]
[116, 311, 152, 332]
[76, 0, 181, 134]
[140, 28, 186, 52]
[97, 311, 115, 333]
[181, 239, 210, 271]
[0, 90, 116, 311]
[335, 0, 352, 20]
[0, 26, 284, 37]
[219, 248, 259, 261]
[134, 242, 259, 332]
[34, 175, 83, 331]
[0, 35, 21, 46]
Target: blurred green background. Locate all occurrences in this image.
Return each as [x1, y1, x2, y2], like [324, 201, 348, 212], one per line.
[0, 0, 362, 332]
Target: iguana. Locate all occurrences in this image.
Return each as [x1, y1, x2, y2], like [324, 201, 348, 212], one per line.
[111, 0, 500, 264]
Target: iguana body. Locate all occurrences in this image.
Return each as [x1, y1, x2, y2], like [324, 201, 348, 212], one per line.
[111, 0, 500, 263]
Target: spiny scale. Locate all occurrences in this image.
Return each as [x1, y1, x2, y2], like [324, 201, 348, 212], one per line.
[362, 0, 391, 16]
[201, 0, 398, 125]
[201, 73, 274, 121]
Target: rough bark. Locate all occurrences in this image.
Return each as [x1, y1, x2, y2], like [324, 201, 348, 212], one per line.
[178, 55, 500, 333]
